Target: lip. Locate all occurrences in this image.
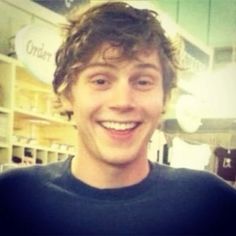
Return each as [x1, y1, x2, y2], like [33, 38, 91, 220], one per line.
[98, 120, 141, 140]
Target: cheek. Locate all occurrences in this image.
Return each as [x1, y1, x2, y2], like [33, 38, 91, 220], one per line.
[141, 92, 164, 116]
[150, 101, 164, 122]
[72, 94, 103, 122]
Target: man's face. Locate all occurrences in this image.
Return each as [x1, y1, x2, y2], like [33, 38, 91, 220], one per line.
[68, 45, 164, 166]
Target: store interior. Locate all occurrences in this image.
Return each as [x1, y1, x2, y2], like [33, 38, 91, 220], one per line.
[0, 0, 235, 187]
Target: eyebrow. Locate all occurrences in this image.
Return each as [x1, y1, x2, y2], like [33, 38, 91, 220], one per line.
[81, 62, 116, 71]
[134, 63, 161, 72]
[81, 62, 161, 72]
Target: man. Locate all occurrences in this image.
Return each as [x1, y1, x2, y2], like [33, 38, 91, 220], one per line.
[0, 2, 235, 235]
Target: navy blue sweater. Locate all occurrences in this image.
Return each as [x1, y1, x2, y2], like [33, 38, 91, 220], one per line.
[0, 157, 235, 235]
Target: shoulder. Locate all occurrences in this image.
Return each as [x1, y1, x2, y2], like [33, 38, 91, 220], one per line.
[151, 161, 229, 185]
[0, 158, 70, 190]
[151, 162, 236, 197]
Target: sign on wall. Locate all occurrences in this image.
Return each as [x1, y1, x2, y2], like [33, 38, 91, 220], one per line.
[15, 24, 62, 84]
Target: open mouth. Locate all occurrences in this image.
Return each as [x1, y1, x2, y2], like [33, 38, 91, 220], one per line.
[99, 121, 141, 131]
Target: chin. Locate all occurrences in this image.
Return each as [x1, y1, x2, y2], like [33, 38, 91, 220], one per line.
[100, 149, 145, 167]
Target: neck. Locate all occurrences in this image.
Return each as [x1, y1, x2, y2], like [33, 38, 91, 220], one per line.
[71, 153, 150, 189]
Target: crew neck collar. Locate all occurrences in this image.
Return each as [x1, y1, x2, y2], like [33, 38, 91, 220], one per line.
[63, 157, 159, 201]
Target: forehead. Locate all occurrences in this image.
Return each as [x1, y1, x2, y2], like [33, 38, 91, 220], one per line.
[88, 43, 161, 67]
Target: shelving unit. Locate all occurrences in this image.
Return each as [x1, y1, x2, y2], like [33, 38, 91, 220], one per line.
[0, 53, 76, 172]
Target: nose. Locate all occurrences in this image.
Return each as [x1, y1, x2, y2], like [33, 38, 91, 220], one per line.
[108, 81, 135, 112]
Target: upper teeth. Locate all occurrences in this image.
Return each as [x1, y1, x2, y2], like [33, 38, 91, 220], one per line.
[101, 121, 137, 131]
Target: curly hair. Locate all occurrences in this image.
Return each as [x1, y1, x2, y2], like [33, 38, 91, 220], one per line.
[53, 1, 178, 103]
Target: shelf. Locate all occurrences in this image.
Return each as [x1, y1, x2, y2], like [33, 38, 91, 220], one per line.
[0, 106, 10, 114]
[14, 107, 75, 126]
[0, 52, 76, 165]
[0, 0, 79, 166]
[12, 142, 75, 155]
[0, 142, 10, 148]
[0, 163, 18, 173]
[13, 141, 46, 150]
[10, 142, 75, 167]
[0, 53, 23, 67]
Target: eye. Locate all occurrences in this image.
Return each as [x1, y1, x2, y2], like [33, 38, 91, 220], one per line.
[93, 78, 107, 85]
[90, 74, 111, 90]
[133, 75, 155, 90]
[137, 79, 151, 85]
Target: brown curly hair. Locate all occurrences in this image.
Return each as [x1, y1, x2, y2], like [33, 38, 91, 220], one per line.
[53, 1, 178, 103]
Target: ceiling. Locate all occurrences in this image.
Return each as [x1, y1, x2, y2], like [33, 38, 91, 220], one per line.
[155, 0, 236, 48]
[32, 0, 236, 49]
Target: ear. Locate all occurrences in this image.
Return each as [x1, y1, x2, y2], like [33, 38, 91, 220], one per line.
[61, 95, 73, 112]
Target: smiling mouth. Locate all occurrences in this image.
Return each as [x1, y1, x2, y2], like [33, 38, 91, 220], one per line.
[99, 121, 141, 131]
